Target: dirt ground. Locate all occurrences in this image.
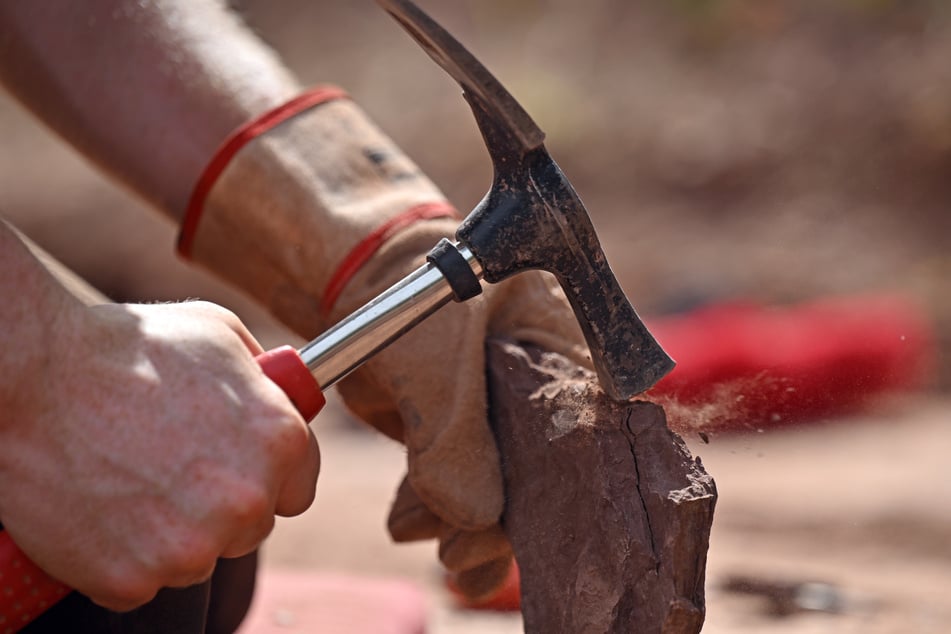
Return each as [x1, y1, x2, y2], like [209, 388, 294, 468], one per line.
[2, 1, 950, 632]
[253, 394, 951, 633]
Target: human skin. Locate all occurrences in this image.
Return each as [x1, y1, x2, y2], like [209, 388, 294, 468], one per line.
[0, 222, 320, 612]
[0, 0, 320, 612]
[1, 0, 589, 608]
[0, 0, 300, 221]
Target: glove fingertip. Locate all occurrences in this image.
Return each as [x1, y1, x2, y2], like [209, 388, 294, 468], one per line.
[438, 525, 511, 572]
[409, 457, 503, 532]
[447, 557, 519, 608]
[387, 475, 443, 542]
[388, 506, 443, 542]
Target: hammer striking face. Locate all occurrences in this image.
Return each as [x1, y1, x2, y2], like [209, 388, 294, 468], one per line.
[379, 0, 675, 399]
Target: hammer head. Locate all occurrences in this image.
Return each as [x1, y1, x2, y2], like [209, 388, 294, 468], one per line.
[379, 0, 675, 399]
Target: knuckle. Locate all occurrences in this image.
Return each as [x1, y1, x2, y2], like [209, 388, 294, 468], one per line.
[185, 299, 229, 316]
[222, 515, 276, 559]
[165, 532, 220, 573]
[279, 420, 312, 460]
[185, 300, 245, 333]
[228, 481, 273, 525]
[263, 412, 310, 461]
[281, 478, 317, 518]
[90, 569, 158, 612]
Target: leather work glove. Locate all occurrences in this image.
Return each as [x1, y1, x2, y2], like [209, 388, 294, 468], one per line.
[180, 88, 590, 598]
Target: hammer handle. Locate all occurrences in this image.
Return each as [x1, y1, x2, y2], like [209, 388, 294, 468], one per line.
[0, 346, 325, 631]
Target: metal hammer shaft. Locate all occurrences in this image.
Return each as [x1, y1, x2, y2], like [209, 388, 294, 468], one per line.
[300, 242, 482, 387]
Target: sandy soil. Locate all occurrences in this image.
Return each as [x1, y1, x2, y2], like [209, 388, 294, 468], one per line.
[242, 393, 951, 634]
[2, 2, 950, 632]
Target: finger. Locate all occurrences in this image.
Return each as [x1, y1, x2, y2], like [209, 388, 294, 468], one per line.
[229, 320, 265, 357]
[86, 578, 160, 613]
[181, 300, 265, 355]
[404, 392, 504, 531]
[152, 530, 224, 590]
[219, 513, 276, 560]
[164, 559, 219, 589]
[450, 556, 515, 602]
[88, 592, 158, 614]
[274, 426, 321, 517]
[387, 475, 443, 542]
[438, 525, 512, 572]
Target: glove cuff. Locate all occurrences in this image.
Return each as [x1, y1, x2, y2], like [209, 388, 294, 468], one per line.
[178, 85, 349, 259]
[321, 201, 458, 317]
[177, 86, 456, 337]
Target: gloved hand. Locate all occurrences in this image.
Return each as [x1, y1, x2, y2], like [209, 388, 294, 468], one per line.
[181, 89, 589, 598]
[332, 219, 589, 598]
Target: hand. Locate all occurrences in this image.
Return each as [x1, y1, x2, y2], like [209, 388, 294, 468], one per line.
[332, 220, 590, 599]
[182, 96, 589, 599]
[0, 300, 319, 611]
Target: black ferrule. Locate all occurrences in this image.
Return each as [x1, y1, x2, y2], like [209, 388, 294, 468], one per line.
[426, 238, 482, 302]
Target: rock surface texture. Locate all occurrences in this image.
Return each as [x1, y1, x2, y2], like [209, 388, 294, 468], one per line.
[487, 340, 717, 633]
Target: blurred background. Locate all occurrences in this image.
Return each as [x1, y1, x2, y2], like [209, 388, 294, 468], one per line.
[1, 1, 949, 631]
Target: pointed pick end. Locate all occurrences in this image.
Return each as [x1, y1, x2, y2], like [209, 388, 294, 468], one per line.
[377, 0, 545, 152]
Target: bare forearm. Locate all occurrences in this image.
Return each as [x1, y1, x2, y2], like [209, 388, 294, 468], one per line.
[0, 0, 300, 220]
[0, 221, 80, 428]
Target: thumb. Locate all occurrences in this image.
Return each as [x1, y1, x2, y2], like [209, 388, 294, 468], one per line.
[274, 426, 321, 517]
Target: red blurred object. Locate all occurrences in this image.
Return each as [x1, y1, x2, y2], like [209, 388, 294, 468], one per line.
[237, 569, 427, 634]
[645, 293, 935, 432]
[448, 293, 935, 613]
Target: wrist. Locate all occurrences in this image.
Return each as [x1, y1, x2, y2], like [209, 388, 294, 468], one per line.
[179, 92, 458, 337]
[329, 216, 461, 322]
[0, 223, 85, 437]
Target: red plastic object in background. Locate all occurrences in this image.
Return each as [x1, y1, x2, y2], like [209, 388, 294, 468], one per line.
[448, 293, 935, 613]
[645, 293, 935, 432]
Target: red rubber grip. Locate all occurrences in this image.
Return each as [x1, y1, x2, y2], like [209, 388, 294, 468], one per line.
[254, 345, 326, 421]
[0, 535, 70, 632]
[0, 345, 324, 630]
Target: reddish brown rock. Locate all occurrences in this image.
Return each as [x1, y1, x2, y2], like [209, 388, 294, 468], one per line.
[487, 340, 716, 633]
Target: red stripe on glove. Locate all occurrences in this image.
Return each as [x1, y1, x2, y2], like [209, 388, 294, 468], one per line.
[178, 85, 350, 258]
[319, 202, 460, 317]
